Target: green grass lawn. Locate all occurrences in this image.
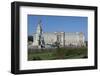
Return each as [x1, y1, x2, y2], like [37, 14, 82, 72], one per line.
[28, 47, 88, 61]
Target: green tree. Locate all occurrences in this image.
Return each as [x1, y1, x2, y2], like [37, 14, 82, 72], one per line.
[54, 41, 60, 48]
[28, 36, 33, 42]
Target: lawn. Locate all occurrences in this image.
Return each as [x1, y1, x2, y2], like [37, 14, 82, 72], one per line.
[28, 47, 88, 61]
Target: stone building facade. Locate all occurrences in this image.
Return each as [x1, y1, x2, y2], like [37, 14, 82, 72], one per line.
[32, 20, 86, 48]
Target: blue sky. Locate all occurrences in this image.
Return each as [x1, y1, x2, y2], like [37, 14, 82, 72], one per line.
[28, 15, 88, 41]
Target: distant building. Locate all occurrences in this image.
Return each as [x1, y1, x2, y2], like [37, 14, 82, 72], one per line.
[32, 20, 86, 48]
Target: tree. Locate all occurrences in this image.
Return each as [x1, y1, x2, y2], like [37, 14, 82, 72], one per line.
[54, 41, 60, 48]
[85, 41, 88, 46]
[28, 36, 33, 42]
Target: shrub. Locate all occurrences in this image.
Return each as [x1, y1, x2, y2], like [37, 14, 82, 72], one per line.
[32, 56, 42, 60]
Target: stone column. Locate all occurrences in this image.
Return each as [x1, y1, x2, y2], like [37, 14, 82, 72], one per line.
[61, 32, 65, 47]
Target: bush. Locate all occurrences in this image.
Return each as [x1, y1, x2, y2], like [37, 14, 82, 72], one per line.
[32, 56, 42, 60]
